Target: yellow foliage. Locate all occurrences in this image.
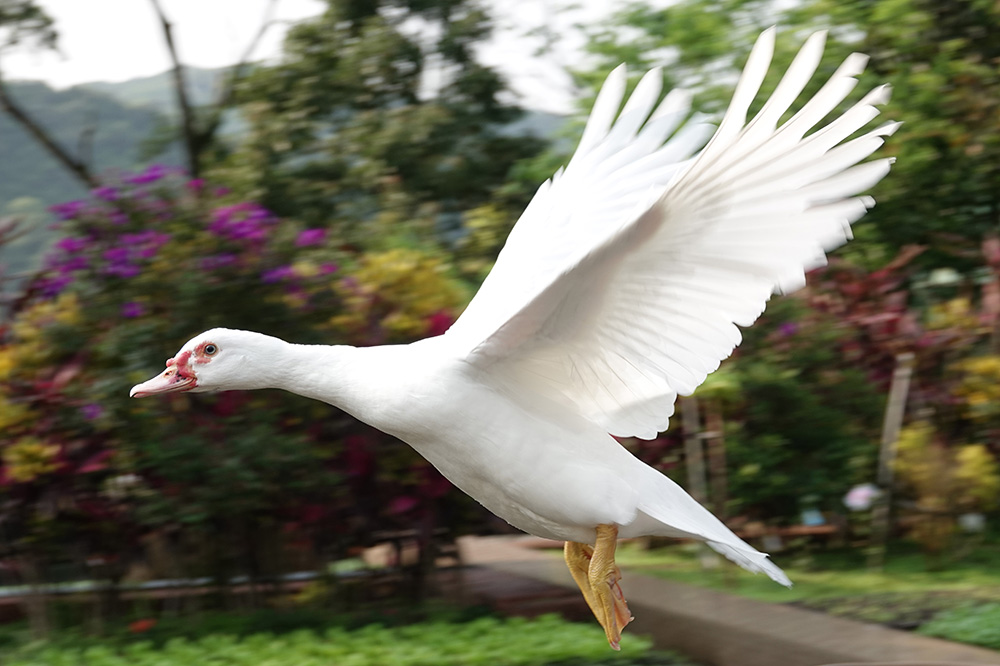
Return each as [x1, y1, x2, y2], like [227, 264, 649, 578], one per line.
[4, 437, 60, 483]
[895, 421, 941, 499]
[954, 444, 1000, 509]
[953, 354, 1000, 421]
[0, 293, 82, 437]
[455, 204, 513, 279]
[0, 392, 35, 431]
[4, 292, 82, 375]
[927, 297, 980, 332]
[0, 346, 14, 381]
[332, 248, 463, 340]
[13, 292, 81, 339]
[292, 260, 319, 279]
[894, 421, 1000, 553]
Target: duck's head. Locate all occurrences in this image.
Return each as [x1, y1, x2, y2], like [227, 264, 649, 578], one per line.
[130, 328, 278, 398]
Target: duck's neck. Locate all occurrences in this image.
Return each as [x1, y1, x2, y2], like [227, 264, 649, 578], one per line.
[267, 339, 371, 411]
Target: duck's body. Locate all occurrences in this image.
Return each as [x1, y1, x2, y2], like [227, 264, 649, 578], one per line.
[336, 337, 781, 571]
[169, 330, 785, 570]
[349, 337, 644, 545]
[132, 29, 895, 649]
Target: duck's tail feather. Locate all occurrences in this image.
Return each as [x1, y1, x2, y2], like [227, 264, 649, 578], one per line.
[705, 541, 792, 587]
[633, 462, 792, 587]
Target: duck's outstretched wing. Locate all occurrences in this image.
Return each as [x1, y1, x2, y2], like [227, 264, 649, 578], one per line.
[445, 29, 897, 439]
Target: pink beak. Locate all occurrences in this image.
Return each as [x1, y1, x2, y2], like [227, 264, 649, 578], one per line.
[130, 365, 196, 398]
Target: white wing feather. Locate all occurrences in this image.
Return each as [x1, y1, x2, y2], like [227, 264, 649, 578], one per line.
[446, 28, 897, 439]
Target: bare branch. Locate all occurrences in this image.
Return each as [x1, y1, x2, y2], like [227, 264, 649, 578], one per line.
[202, 0, 280, 141]
[0, 71, 96, 187]
[77, 108, 97, 172]
[149, 0, 199, 177]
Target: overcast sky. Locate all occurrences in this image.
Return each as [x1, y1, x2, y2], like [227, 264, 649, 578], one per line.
[1, 0, 664, 114]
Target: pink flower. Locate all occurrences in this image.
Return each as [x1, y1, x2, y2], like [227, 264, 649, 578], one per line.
[426, 311, 454, 337]
[49, 200, 86, 220]
[81, 403, 104, 420]
[295, 228, 327, 247]
[125, 164, 169, 184]
[55, 237, 90, 253]
[388, 496, 419, 514]
[92, 186, 119, 201]
[262, 266, 296, 283]
[121, 302, 146, 318]
[843, 483, 881, 511]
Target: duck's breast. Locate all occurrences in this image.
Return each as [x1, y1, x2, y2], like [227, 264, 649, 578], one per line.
[362, 339, 641, 541]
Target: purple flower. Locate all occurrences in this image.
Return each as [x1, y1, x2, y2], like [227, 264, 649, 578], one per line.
[81, 403, 104, 420]
[49, 200, 86, 220]
[38, 274, 73, 298]
[109, 210, 130, 226]
[121, 301, 146, 318]
[295, 228, 327, 247]
[92, 186, 119, 201]
[119, 233, 145, 246]
[261, 266, 296, 283]
[201, 254, 237, 271]
[55, 237, 90, 254]
[120, 231, 170, 259]
[208, 203, 277, 243]
[778, 322, 799, 337]
[186, 178, 205, 192]
[103, 247, 130, 264]
[125, 164, 170, 185]
[57, 255, 89, 274]
[136, 231, 170, 247]
[105, 263, 141, 279]
[99, 232, 170, 277]
[318, 262, 339, 275]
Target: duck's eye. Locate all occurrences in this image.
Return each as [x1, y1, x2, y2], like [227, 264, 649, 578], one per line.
[203, 343, 218, 356]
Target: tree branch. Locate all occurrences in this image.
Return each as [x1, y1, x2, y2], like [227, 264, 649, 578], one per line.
[202, 0, 279, 144]
[0, 71, 96, 187]
[149, 0, 199, 177]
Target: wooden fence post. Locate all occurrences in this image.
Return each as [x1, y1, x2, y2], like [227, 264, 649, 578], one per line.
[869, 352, 916, 569]
[681, 396, 708, 505]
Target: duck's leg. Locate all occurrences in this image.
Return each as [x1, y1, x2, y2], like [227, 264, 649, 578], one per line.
[564, 524, 633, 650]
[589, 524, 633, 649]
[564, 541, 601, 619]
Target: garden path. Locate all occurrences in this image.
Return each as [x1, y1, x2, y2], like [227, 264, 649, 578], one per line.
[457, 535, 1000, 666]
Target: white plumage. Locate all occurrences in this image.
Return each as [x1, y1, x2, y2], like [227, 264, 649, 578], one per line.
[131, 28, 896, 647]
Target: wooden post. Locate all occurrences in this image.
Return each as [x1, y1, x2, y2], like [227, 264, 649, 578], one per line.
[869, 352, 915, 569]
[681, 396, 708, 504]
[704, 401, 729, 520]
[18, 553, 50, 639]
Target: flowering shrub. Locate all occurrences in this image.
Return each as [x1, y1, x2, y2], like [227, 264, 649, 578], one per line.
[332, 248, 463, 342]
[0, 166, 479, 601]
[695, 296, 886, 521]
[893, 421, 1000, 556]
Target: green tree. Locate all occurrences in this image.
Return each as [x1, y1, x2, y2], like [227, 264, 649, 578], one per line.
[219, 0, 545, 246]
[581, 0, 1000, 269]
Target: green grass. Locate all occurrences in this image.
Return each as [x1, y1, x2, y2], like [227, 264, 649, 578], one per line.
[919, 602, 1000, 650]
[615, 541, 1000, 605]
[0, 610, 704, 666]
[614, 540, 1000, 645]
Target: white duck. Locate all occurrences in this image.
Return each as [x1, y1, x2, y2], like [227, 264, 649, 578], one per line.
[131, 28, 896, 649]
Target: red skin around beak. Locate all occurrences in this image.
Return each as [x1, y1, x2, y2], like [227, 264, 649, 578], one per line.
[130, 351, 197, 398]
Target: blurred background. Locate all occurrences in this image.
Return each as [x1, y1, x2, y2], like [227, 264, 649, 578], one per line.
[0, 0, 998, 664]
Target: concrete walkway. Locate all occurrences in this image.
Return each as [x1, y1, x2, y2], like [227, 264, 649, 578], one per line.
[457, 535, 1000, 666]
